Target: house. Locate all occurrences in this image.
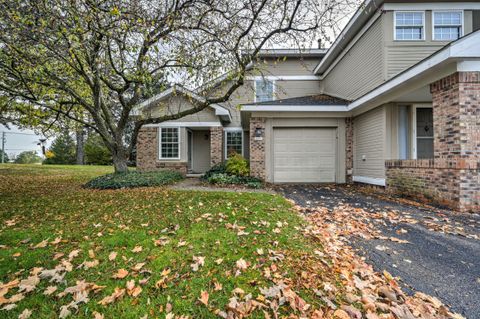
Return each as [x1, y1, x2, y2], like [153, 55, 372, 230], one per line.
[135, 0, 480, 213]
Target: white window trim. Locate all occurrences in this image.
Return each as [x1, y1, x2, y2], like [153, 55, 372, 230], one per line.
[410, 104, 433, 159]
[159, 127, 181, 160]
[432, 10, 464, 41]
[394, 11, 426, 41]
[254, 79, 276, 103]
[224, 128, 244, 159]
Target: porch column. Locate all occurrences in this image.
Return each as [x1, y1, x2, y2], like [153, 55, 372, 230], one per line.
[430, 71, 480, 212]
[210, 127, 223, 166]
[249, 117, 266, 180]
[345, 117, 354, 183]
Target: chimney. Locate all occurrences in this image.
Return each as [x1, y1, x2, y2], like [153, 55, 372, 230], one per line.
[317, 39, 322, 49]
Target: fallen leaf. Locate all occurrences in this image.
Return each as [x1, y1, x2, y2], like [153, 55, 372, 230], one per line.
[198, 290, 209, 306]
[108, 251, 117, 261]
[18, 308, 32, 319]
[43, 286, 57, 295]
[112, 269, 129, 279]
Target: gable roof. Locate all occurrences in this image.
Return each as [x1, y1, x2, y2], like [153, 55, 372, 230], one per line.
[132, 85, 231, 122]
[242, 94, 349, 112]
[313, 0, 382, 75]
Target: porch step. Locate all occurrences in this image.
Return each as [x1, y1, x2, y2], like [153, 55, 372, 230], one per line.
[186, 173, 203, 178]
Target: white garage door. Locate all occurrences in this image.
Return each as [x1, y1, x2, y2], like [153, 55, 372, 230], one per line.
[273, 127, 336, 183]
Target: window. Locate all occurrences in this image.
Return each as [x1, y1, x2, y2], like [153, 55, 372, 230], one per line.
[433, 11, 462, 40]
[225, 130, 243, 158]
[395, 11, 424, 40]
[255, 79, 274, 102]
[416, 108, 433, 159]
[159, 127, 180, 159]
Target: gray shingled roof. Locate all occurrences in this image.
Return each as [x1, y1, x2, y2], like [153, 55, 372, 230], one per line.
[247, 94, 349, 106]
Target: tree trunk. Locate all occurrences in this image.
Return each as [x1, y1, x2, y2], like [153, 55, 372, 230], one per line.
[75, 127, 85, 165]
[112, 148, 129, 173]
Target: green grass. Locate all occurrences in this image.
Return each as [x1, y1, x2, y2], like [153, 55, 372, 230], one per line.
[0, 164, 330, 318]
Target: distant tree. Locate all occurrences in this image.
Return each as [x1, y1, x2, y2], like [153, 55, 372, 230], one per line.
[44, 132, 76, 165]
[0, 149, 9, 163]
[15, 151, 42, 164]
[85, 133, 112, 166]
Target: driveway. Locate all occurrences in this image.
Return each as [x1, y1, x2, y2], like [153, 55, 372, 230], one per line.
[276, 184, 480, 319]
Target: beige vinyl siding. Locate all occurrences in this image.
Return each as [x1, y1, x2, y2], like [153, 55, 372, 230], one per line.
[353, 106, 386, 180]
[146, 96, 219, 123]
[254, 58, 319, 76]
[384, 11, 474, 78]
[322, 16, 384, 100]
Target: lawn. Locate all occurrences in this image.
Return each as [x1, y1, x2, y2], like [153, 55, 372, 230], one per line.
[0, 165, 331, 318]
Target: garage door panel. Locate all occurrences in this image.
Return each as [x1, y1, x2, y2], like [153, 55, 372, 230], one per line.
[273, 128, 336, 183]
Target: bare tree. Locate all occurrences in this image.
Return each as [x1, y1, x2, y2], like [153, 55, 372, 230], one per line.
[0, 0, 357, 172]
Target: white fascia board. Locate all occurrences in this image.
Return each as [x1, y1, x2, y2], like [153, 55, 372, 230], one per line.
[353, 176, 386, 187]
[246, 75, 321, 81]
[144, 121, 222, 128]
[457, 61, 480, 72]
[241, 105, 348, 112]
[383, 3, 480, 11]
[348, 31, 480, 111]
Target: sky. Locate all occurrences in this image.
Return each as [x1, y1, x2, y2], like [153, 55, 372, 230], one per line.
[0, 124, 50, 160]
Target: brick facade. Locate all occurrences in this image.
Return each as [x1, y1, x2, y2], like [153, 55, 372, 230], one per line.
[136, 127, 188, 174]
[386, 72, 480, 212]
[210, 127, 223, 166]
[249, 117, 266, 180]
[345, 117, 354, 183]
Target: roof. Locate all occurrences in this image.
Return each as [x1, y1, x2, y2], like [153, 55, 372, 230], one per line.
[131, 85, 231, 122]
[256, 48, 327, 58]
[246, 94, 348, 106]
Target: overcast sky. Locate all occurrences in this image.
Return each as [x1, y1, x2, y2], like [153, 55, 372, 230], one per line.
[0, 124, 50, 160]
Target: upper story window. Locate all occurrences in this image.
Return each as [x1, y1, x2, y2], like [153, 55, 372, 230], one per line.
[433, 11, 463, 41]
[255, 79, 274, 102]
[394, 11, 425, 40]
[159, 127, 180, 159]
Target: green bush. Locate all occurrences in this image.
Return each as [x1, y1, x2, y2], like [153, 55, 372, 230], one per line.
[207, 173, 263, 189]
[225, 153, 249, 176]
[201, 162, 227, 181]
[84, 170, 184, 190]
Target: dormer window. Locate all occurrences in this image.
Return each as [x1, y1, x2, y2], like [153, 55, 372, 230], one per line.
[433, 11, 463, 41]
[394, 11, 425, 40]
[255, 79, 274, 102]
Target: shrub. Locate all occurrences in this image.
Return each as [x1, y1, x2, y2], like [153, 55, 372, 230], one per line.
[15, 151, 42, 164]
[84, 170, 183, 190]
[201, 162, 227, 181]
[225, 153, 249, 176]
[207, 173, 263, 189]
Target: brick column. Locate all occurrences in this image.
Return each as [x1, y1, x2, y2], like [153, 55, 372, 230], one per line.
[249, 117, 266, 180]
[136, 127, 158, 171]
[210, 127, 223, 166]
[345, 117, 354, 183]
[430, 71, 480, 212]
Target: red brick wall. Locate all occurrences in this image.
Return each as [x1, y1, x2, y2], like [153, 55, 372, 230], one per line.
[136, 127, 188, 174]
[249, 117, 266, 180]
[386, 72, 480, 212]
[210, 127, 223, 166]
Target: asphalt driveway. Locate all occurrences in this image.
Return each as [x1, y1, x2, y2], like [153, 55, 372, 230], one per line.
[276, 184, 480, 319]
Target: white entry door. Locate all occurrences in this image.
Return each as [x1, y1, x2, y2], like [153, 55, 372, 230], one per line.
[273, 127, 337, 183]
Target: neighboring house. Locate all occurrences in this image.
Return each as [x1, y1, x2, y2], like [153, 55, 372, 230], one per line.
[135, 0, 480, 213]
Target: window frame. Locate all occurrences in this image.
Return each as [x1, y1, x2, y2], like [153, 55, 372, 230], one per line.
[410, 105, 434, 159]
[393, 11, 426, 41]
[159, 127, 181, 160]
[254, 79, 275, 103]
[432, 10, 463, 41]
[224, 128, 244, 159]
